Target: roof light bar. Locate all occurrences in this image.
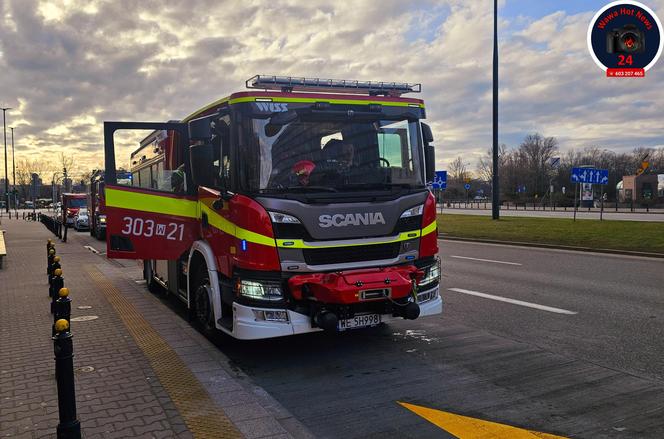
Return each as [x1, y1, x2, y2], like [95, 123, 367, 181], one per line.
[246, 75, 421, 97]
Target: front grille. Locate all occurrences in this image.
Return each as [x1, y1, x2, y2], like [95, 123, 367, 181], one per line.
[303, 242, 401, 265]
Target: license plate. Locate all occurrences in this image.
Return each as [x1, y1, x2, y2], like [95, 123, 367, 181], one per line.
[337, 313, 381, 331]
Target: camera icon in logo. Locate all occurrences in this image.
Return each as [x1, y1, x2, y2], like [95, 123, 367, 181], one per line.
[606, 24, 645, 53]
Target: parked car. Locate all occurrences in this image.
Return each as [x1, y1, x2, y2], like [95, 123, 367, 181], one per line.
[73, 211, 90, 231]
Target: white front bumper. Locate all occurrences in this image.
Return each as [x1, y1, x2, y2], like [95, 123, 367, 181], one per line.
[227, 285, 443, 340]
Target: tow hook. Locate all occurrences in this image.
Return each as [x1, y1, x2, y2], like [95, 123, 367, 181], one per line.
[401, 278, 420, 320]
[314, 310, 338, 331]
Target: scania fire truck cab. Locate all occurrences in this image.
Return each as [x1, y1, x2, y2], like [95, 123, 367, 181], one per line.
[103, 75, 442, 340]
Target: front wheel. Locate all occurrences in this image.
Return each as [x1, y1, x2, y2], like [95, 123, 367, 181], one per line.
[192, 265, 216, 337]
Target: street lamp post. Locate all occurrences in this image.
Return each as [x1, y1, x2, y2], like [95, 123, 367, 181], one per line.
[11, 127, 16, 210]
[2, 107, 10, 213]
[491, 0, 500, 220]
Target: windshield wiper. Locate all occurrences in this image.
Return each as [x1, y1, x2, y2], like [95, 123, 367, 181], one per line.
[340, 183, 421, 191]
[259, 186, 338, 193]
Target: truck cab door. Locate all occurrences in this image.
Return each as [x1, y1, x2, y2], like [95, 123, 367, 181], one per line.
[103, 122, 199, 260]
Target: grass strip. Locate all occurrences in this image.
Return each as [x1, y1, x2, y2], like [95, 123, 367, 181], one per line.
[437, 214, 664, 254]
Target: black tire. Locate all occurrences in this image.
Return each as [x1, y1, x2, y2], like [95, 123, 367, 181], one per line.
[142, 261, 160, 294]
[192, 265, 216, 337]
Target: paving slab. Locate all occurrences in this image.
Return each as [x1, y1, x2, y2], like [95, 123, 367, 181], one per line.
[0, 217, 313, 438]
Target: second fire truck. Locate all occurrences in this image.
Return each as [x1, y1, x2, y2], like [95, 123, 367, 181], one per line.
[103, 75, 442, 339]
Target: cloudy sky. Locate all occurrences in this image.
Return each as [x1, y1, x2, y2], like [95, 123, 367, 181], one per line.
[1, 0, 664, 176]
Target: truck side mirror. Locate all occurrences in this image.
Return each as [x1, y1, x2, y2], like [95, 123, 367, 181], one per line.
[425, 145, 435, 183]
[421, 123, 435, 182]
[189, 143, 215, 188]
[421, 123, 434, 144]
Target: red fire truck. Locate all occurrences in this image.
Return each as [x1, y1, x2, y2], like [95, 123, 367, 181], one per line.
[103, 75, 442, 340]
[89, 170, 132, 240]
[60, 193, 87, 228]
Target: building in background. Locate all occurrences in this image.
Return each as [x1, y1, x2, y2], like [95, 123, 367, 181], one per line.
[619, 174, 660, 202]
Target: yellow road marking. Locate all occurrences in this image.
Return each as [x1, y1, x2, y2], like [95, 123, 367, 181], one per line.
[86, 266, 242, 438]
[398, 402, 568, 439]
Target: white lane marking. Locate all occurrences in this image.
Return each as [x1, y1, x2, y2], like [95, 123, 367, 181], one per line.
[448, 288, 577, 315]
[449, 255, 522, 266]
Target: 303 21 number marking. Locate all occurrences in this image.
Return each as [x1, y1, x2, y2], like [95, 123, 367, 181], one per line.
[121, 217, 184, 241]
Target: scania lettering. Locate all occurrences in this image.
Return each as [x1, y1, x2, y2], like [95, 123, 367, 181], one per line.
[103, 75, 442, 340]
[318, 212, 386, 227]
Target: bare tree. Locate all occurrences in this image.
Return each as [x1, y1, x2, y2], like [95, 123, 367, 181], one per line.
[449, 156, 469, 183]
[516, 133, 558, 197]
[476, 144, 507, 182]
[15, 159, 50, 200]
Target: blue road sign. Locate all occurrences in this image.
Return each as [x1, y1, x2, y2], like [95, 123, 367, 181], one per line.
[570, 167, 609, 184]
[464, 183, 471, 190]
[432, 170, 447, 189]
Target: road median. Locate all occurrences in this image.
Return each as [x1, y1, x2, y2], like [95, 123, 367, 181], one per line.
[437, 214, 664, 257]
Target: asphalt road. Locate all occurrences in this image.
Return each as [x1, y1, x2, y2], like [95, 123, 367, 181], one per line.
[72, 228, 664, 438]
[440, 207, 664, 222]
[221, 240, 664, 438]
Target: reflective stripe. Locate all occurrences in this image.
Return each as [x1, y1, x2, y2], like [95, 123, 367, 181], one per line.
[183, 95, 425, 121]
[106, 188, 197, 218]
[229, 96, 424, 108]
[201, 204, 276, 248]
[276, 230, 421, 249]
[421, 221, 437, 236]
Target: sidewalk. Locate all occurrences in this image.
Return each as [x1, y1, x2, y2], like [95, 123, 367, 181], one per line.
[0, 218, 311, 438]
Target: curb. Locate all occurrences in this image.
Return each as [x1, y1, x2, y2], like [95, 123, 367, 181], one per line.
[438, 234, 664, 259]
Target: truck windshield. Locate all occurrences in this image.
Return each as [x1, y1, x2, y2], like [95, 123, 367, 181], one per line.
[68, 198, 87, 208]
[241, 115, 424, 193]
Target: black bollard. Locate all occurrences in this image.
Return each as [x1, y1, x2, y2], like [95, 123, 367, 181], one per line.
[49, 257, 62, 288]
[53, 319, 81, 439]
[53, 288, 72, 336]
[47, 248, 56, 276]
[62, 224, 68, 243]
[51, 270, 64, 313]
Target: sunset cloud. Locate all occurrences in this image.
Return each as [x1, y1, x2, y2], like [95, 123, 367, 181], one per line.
[1, 0, 663, 176]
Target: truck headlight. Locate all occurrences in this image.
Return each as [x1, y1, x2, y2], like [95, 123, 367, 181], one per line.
[269, 211, 301, 224]
[235, 279, 284, 301]
[420, 259, 440, 287]
[99, 215, 106, 223]
[400, 204, 423, 218]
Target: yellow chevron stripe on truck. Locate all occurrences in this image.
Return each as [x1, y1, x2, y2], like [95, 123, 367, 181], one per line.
[105, 188, 198, 218]
[199, 203, 277, 247]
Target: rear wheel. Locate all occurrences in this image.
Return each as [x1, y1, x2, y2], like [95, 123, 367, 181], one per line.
[192, 265, 216, 337]
[143, 261, 161, 294]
